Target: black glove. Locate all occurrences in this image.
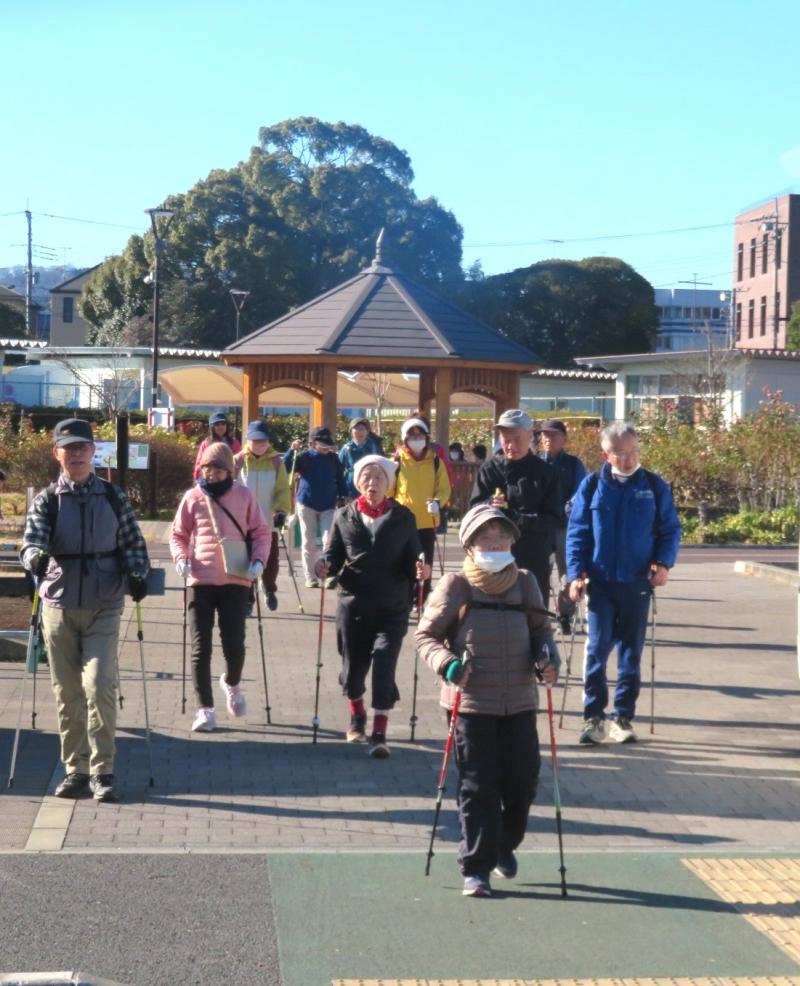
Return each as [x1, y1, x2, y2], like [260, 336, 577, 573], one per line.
[129, 573, 148, 603]
[32, 551, 50, 580]
[273, 510, 286, 529]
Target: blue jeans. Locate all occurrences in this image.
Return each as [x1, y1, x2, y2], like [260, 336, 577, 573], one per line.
[583, 579, 652, 720]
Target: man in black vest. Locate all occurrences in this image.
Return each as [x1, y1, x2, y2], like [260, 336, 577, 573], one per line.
[470, 409, 563, 603]
[539, 419, 586, 634]
[20, 418, 149, 803]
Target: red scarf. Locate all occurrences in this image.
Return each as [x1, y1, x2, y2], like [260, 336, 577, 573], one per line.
[355, 495, 390, 519]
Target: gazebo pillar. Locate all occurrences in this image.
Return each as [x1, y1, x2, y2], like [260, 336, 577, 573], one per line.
[241, 366, 259, 434]
[493, 375, 521, 423]
[418, 368, 436, 422]
[435, 367, 453, 450]
[314, 363, 338, 429]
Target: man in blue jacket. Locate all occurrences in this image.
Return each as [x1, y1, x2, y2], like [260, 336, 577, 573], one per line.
[566, 422, 681, 745]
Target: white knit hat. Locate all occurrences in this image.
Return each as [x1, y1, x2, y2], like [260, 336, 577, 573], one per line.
[353, 454, 398, 489]
[400, 417, 430, 440]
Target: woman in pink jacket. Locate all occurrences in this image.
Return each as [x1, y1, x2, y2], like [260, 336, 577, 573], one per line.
[171, 442, 270, 732]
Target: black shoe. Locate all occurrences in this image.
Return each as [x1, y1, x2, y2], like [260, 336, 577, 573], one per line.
[54, 772, 90, 799]
[558, 614, 573, 636]
[493, 849, 518, 879]
[246, 603, 254, 619]
[346, 713, 367, 743]
[266, 591, 278, 612]
[90, 774, 119, 803]
[368, 731, 390, 759]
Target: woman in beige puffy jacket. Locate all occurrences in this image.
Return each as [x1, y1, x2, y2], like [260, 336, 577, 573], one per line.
[415, 503, 558, 898]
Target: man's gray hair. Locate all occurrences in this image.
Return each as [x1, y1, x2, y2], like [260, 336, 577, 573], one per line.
[600, 421, 639, 451]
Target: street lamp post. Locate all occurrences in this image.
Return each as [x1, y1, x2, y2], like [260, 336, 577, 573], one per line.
[229, 288, 250, 342]
[145, 206, 175, 409]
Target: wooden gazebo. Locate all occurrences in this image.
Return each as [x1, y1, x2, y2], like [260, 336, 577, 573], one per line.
[222, 237, 542, 448]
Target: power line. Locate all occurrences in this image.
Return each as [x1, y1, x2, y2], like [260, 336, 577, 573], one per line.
[33, 211, 141, 231]
[464, 221, 734, 249]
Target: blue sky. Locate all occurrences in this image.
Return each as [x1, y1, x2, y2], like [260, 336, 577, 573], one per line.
[2, 0, 799, 293]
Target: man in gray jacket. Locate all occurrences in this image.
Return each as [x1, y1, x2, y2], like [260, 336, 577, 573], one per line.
[20, 418, 149, 802]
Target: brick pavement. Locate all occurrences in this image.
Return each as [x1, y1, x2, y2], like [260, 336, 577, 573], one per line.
[1, 527, 798, 854]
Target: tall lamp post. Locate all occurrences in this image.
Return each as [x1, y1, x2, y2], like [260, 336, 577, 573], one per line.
[229, 288, 250, 342]
[145, 206, 175, 409]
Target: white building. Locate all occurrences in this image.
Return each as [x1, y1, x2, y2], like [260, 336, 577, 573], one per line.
[655, 287, 730, 352]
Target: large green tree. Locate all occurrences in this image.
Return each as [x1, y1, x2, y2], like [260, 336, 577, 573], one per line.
[80, 118, 464, 349]
[461, 256, 659, 367]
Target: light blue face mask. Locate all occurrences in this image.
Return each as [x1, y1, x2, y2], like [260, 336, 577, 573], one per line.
[471, 550, 515, 574]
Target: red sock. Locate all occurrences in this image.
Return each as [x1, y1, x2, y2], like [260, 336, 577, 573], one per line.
[373, 713, 388, 736]
[349, 698, 366, 717]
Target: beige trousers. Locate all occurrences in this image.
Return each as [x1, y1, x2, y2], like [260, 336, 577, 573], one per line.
[40, 606, 121, 776]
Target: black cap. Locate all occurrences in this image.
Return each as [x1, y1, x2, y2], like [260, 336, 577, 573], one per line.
[540, 419, 567, 435]
[309, 425, 336, 447]
[53, 418, 94, 447]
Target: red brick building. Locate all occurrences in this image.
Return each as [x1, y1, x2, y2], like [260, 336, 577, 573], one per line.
[733, 193, 800, 350]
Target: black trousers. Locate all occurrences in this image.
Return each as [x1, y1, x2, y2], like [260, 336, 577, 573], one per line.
[188, 583, 250, 708]
[336, 598, 408, 710]
[513, 533, 551, 605]
[453, 710, 541, 877]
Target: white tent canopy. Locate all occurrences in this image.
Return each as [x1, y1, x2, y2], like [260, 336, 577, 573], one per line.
[158, 365, 494, 411]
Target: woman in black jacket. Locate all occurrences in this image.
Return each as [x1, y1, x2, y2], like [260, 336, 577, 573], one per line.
[317, 455, 428, 759]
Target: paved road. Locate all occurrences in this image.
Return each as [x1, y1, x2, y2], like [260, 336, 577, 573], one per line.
[0, 524, 798, 985]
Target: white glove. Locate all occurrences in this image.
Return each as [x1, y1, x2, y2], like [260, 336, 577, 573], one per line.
[285, 513, 297, 530]
[176, 558, 191, 580]
[247, 560, 264, 582]
[426, 499, 440, 515]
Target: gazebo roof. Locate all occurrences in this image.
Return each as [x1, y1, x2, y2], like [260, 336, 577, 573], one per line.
[223, 253, 541, 368]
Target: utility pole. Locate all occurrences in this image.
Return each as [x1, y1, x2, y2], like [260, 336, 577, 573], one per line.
[750, 200, 785, 350]
[25, 210, 33, 337]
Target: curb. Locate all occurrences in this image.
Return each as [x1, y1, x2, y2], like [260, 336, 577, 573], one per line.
[733, 559, 800, 587]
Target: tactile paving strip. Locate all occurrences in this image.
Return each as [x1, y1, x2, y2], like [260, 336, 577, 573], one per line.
[684, 858, 800, 965]
[334, 979, 800, 985]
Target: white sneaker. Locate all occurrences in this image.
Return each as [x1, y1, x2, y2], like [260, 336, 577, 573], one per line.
[579, 717, 605, 745]
[191, 707, 216, 732]
[219, 674, 246, 717]
[608, 716, 637, 743]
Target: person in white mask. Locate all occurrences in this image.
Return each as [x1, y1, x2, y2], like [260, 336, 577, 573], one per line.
[392, 417, 451, 600]
[566, 422, 681, 746]
[415, 503, 558, 899]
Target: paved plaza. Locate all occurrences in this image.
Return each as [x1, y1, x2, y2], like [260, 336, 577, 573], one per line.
[0, 530, 798, 985]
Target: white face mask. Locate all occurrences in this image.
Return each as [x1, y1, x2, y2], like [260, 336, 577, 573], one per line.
[611, 465, 639, 479]
[407, 438, 426, 453]
[471, 550, 515, 574]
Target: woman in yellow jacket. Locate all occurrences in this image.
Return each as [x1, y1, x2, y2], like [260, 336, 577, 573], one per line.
[234, 420, 291, 611]
[392, 417, 452, 599]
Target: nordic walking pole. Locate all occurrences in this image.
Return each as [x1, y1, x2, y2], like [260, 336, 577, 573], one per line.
[545, 683, 568, 897]
[649, 587, 657, 734]
[409, 552, 425, 742]
[134, 602, 155, 787]
[425, 656, 466, 876]
[279, 528, 305, 615]
[181, 560, 190, 715]
[433, 531, 445, 577]
[8, 588, 41, 788]
[558, 615, 578, 728]
[311, 584, 326, 744]
[254, 583, 272, 724]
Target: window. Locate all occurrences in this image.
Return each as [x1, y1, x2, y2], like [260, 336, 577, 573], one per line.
[683, 307, 693, 318]
[747, 299, 754, 338]
[760, 296, 767, 336]
[737, 243, 744, 281]
[702, 307, 711, 319]
[749, 238, 756, 277]
[712, 307, 720, 319]
[776, 231, 782, 268]
[735, 303, 742, 340]
[762, 233, 769, 273]
[62, 297, 73, 323]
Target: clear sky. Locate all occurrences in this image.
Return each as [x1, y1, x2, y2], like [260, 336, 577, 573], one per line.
[2, 0, 799, 294]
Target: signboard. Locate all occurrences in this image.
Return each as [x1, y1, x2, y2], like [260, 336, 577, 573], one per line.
[148, 406, 174, 429]
[93, 441, 150, 470]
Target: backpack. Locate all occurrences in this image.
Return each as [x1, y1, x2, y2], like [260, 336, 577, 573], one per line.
[445, 571, 553, 648]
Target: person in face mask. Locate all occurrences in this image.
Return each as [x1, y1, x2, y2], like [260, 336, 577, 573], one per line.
[566, 422, 681, 747]
[415, 503, 559, 899]
[339, 417, 383, 497]
[170, 442, 271, 733]
[392, 417, 452, 599]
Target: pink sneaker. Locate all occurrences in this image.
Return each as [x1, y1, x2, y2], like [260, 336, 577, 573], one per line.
[219, 674, 246, 717]
[191, 707, 216, 732]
